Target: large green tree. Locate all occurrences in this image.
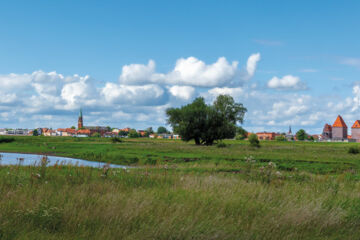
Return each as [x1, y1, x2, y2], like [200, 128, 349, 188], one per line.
[166, 94, 247, 145]
[296, 129, 307, 141]
[157, 126, 169, 134]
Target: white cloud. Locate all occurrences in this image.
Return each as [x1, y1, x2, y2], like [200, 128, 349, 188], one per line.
[166, 57, 238, 87]
[352, 84, 360, 112]
[119, 60, 164, 85]
[168, 85, 195, 100]
[117, 54, 260, 88]
[61, 76, 98, 110]
[246, 53, 261, 79]
[267, 75, 307, 90]
[101, 83, 166, 106]
[208, 87, 244, 98]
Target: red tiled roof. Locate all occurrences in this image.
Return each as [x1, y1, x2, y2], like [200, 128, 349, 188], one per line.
[77, 129, 91, 135]
[332, 115, 347, 128]
[323, 124, 332, 132]
[352, 120, 360, 129]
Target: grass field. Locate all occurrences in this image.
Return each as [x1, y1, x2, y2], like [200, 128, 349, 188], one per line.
[0, 136, 360, 173]
[1, 136, 360, 239]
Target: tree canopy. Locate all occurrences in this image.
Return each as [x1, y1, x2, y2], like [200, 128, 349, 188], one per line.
[166, 94, 247, 145]
[157, 126, 169, 134]
[296, 129, 307, 141]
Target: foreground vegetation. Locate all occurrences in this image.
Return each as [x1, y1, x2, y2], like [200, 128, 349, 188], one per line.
[1, 137, 360, 239]
[1, 163, 360, 239]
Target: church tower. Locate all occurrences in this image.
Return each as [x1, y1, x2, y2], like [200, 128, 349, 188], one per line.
[78, 109, 83, 129]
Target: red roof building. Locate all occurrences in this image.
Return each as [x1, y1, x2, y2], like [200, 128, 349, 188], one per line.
[351, 120, 360, 141]
[332, 115, 347, 140]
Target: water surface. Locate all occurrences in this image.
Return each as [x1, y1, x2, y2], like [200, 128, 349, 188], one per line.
[0, 152, 127, 168]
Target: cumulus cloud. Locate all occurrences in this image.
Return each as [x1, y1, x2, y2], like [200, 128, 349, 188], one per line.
[101, 83, 166, 106]
[117, 54, 260, 87]
[207, 87, 244, 99]
[168, 85, 195, 100]
[246, 53, 261, 79]
[119, 60, 165, 85]
[166, 57, 238, 87]
[267, 75, 307, 90]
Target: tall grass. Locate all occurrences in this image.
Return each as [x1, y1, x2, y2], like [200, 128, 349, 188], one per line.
[0, 163, 360, 239]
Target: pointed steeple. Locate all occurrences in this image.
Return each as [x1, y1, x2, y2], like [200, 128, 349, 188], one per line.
[78, 108, 84, 129]
[288, 125, 292, 134]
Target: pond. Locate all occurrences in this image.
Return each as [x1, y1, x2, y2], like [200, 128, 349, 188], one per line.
[0, 152, 128, 168]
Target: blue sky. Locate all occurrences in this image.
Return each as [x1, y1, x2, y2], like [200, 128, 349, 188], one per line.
[1, 0, 360, 133]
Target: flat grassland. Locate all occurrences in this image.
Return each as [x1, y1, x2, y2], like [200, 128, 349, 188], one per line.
[1, 137, 360, 239]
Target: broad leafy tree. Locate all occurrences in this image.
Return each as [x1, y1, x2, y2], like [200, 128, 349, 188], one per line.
[166, 95, 247, 145]
[296, 129, 307, 141]
[157, 126, 169, 134]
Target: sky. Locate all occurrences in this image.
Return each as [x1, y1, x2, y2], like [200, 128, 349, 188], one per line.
[1, 0, 360, 133]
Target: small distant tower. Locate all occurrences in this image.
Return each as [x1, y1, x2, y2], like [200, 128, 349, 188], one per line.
[78, 109, 83, 129]
[288, 126, 292, 135]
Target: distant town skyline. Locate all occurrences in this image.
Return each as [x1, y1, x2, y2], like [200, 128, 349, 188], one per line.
[1, 1, 360, 134]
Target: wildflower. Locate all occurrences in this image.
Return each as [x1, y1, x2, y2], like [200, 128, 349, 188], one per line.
[268, 162, 276, 168]
[275, 171, 282, 177]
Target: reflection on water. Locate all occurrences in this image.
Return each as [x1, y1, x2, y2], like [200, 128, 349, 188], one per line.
[0, 152, 127, 169]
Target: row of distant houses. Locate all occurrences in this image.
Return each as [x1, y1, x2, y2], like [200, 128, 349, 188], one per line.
[0, 129, 30, 136]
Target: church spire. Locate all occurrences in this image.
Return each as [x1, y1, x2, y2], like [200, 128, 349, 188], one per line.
[288, 125, 292, 134]
[78, 108, 83, 129]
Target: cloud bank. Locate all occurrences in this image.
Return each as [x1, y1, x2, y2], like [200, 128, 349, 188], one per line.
[0, 53, 357, 134]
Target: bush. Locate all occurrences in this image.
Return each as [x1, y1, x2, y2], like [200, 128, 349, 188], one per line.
[217, 142, 227, 148]
[0, 137, 15, 144]
[275, 135, 286, 141]
[111, 137, 123, 143]
[91, 132, 101, 138]
[248, 134, 260, 148]
[349, 146, 360, 154]
[235, 134, 246, 140]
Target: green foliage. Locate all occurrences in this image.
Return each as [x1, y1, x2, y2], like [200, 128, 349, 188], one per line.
[32, 129, 39, 136]
[128, 129, 139, 138]
[166, 94, 247, 145]
[235, 126, 248, 140]
[15, 203, 63, 232]
[91, 132, 101, 138]
[349, 146, 360, 154]
[0, 137, 15, 143]
[248, 134, 260, 148]
[71, 126, 76, 129]
[296, 129, 307, 141]
[275, 135, 286, 141]
[308, 135, 315, 141]
[119, 130, 128, 136]
[111, 137, 123, 143]
[157, 126, 169, 134]
[217, 142, 227, 148]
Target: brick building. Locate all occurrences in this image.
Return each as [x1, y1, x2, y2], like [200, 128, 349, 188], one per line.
[332, 115, 347, 140]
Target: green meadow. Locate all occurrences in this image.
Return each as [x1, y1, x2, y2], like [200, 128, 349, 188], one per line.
[1, 136, 360, 239]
